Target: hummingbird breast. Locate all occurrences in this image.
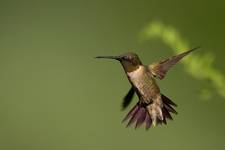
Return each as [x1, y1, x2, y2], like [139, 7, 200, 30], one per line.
[127, 66, 160, 103]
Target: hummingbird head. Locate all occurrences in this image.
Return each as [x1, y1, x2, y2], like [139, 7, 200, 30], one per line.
[95, 52, 142, 72]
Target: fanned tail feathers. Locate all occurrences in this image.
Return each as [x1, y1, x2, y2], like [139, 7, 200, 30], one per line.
[122, 94, 177, 129]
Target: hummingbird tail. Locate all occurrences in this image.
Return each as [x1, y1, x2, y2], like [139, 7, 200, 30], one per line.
[122, 94, 177, 130]
[158, 94, 178, 125]
[122, 102, 152, 130]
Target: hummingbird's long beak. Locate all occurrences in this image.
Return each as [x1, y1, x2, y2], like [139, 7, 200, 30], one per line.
[95, 55, 121, 60]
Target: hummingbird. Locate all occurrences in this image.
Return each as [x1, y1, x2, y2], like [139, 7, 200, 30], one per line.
[96, 47, 199, 129]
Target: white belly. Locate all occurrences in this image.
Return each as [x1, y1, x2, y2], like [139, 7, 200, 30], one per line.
[127, 66, 148, 86]
[127, 66, 157, 100]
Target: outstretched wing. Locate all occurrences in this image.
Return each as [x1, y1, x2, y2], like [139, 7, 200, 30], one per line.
[122, 87, 135, 110]
[149, 47, 199, 79]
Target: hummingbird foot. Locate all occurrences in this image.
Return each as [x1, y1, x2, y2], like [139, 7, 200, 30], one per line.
[147, 103, 164, 126]
[147, 94, 178, 126]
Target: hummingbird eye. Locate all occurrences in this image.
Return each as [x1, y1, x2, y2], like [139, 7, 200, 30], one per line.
[123, 56, 131, 61]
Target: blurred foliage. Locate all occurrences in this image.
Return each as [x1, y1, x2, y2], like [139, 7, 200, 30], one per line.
[140, 21, 225, 100]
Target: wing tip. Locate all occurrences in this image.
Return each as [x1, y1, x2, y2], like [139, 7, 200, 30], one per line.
[188, 46, 201, 53]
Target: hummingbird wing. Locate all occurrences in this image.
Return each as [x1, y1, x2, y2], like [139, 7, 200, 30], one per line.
[122, 87, 135, 110]
[148, 47, 199, 79]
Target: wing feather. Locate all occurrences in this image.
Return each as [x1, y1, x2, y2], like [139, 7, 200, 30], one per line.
[122, 87, 135, 110]
[149, 47, 200, 79]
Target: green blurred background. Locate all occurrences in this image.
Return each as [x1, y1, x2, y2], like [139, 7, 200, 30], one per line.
[0, 0, 225, 150]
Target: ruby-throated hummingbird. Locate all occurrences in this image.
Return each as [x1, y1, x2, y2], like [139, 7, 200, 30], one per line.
[96, 47, 199, 129]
